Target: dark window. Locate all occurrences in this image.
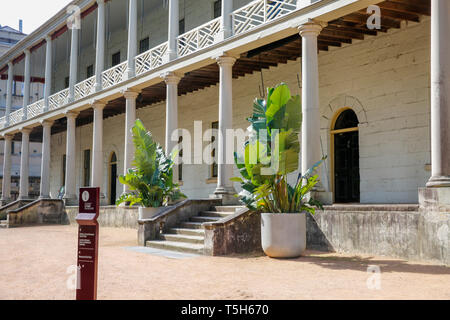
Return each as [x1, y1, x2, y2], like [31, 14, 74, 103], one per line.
[334, 109, 359, 130]
[84, 149, 91, 187]
[11, 142, 14, 154]
[178, 136, 183, 182]
[139, 37, 150, 54]
[214, 0, 222, 19]
[62, 155, 67, 186]
[211, 121, 219, 178]
[112, 52, 121, 67]
[87, 65, 94, 78]
[179, 19, 185, 35]
[64, 77, 70, 89]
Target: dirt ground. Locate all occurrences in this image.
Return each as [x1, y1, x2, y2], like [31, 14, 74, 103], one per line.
[0, 225, 449, 300]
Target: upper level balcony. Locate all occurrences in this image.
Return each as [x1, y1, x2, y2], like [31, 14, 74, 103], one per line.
[0, 0, 303, 130]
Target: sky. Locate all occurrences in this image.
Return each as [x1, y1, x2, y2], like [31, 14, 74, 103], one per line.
[0, 0, 73, 34]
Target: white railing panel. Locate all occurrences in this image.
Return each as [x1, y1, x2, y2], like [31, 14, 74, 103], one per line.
[0, 116, 5, 128]
[232, 0, 266, 35]
[48, 88, 70, 111]
[102, 61, 128, 90]
[266, 0, 297, 22]
[135, 42, 168, 76]
[27, 99, 45, 119]
[74, 76, 96, 100]
[177, 18, 221, 57]
[9, 109, 23, 126]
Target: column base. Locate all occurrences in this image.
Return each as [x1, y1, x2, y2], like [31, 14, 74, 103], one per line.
[419, 187, 450, 213]
[211, 187, 240, 205]
[38, 195, 51, 200]
[311, 190, 333, 206]
[426, 176, 450, 188]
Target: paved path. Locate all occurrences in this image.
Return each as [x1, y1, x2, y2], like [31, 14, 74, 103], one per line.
[0, 226, 448, 300]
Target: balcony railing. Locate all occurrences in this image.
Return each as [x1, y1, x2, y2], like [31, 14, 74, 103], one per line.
[177, 17, 221, 58]
[74, 76, 96, 100]
[102, 61, 128, 90]
[48, 88, 70, 111]
[135, 42, 168, 76]
[1, 0, 302, 130]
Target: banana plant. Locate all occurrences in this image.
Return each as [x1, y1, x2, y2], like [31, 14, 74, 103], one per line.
[231, 83, 325, 214]
[116, 119, 186, 208]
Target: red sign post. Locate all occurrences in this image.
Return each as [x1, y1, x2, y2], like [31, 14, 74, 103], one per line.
[76, 187, 100, 300]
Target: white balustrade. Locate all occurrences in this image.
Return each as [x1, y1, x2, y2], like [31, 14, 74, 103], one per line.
[27, 99, 45, 119]
[9, 109, 24, 125]
[0, 117, 5, 128]
[74, 76, 96, 100]
[48, 88, 70, 111]
[102, 61, 128, 89]
[233, 0, 298, 36]
[177, 18, 221, 57]
[135, 42, 168, 76]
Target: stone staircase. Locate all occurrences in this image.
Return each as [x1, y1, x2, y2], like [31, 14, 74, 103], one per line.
[0, 220, 8, 229]
[146, 206, 243, 254]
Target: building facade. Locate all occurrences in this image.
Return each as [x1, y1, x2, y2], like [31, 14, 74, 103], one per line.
[0, 24, 43, 201]
[0, 0, 448, 213]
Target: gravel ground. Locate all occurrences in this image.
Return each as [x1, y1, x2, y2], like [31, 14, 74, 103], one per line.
[0, 225, 449, 300]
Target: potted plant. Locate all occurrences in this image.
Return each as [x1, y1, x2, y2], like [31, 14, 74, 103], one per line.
[116, 119, 186, 219]
[232, 83, 325, 258]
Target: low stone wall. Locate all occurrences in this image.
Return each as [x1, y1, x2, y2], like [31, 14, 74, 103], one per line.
[8, 199, 68, 227]
[66, 206, 139, 229]
[307, 205, 449, 266]
[204, 208, 263, 256]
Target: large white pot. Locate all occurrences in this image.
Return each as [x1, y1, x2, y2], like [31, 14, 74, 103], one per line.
[138, 207, 162, 220]
[261, 212, 307, 258]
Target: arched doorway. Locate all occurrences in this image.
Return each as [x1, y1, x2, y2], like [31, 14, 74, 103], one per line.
[109, 152, 118, 205]
[331, 108, 360, 203]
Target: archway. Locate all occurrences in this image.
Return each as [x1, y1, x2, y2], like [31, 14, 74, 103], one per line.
[331, 108, 360, 203]
[109, 152, 118, 205]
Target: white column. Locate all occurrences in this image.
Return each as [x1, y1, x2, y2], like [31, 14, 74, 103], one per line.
[427, 0, 450, 188]
[219, 0, 233, 40]
[39, 120, 53, 199]
[91, 102, 105, 194]
[22, 49, 31, 120]
[5, 62, 13, 127]
[127, 0, 138, 78]
[215, 55, 236, 195]
[167, 0, 179, 61]
[63, 111, 79, 203]
[299, 21, 323, 177]
[19, 128, 31, 200]
[44, 36, 52, 111]
[1, 135, 13, 203]
[69, 28, 79, 102]
[163, 72, 181, 156]
[122, 90, 139, 195]
[95, 0, 106, 92]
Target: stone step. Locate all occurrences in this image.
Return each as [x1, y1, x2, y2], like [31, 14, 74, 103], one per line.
[169, 228, 205, 236]
[190, 216, 221, 223]
[0, 220, 8, 228]
[160, 233, 204, 244]
[213, 206, 243, 213]
[146, 240, 204, 255]
[180, 222, 204, 229]
[199, 211, 235, 218]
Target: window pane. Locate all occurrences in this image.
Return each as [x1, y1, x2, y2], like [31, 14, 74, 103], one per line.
[139, 37, 149, 54]
[214, 0, 222, 19]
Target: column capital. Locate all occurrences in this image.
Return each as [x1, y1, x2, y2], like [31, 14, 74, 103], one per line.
[91, 100, 106, 110]
[161, 71, 183, 85]
[1, 134, 14, 141]
[24, 49, 31, 56]
[45, 35, 52, 43]
[20, 127, 32, 135]
[122, 89, 141, 100]
[215, 55, 237, 67]
[7, 61, 13, 68]
[298, 19, 327, 37]
[65, 111, 79, 119]
[96, 0, 106, 5]
[40, 119, 54, 128]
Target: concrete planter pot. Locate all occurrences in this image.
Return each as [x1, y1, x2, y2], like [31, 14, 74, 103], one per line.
[138, 207, 162, 220]
[261, 212, 307, 258]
